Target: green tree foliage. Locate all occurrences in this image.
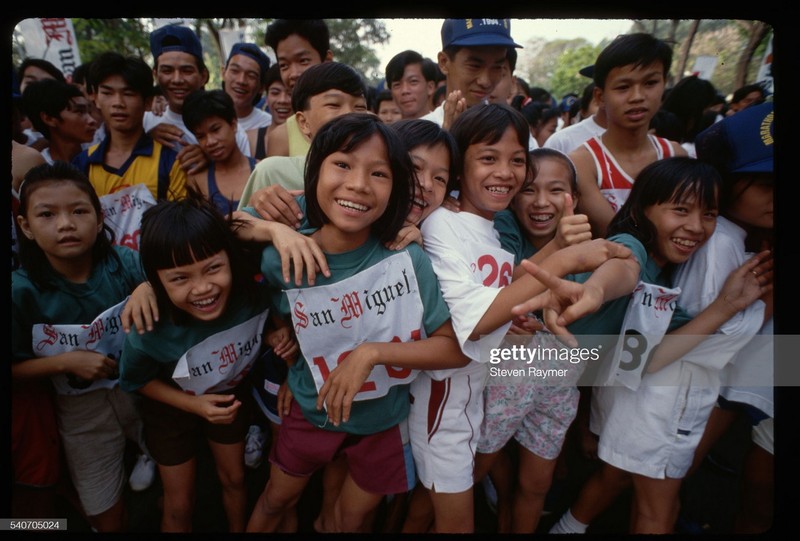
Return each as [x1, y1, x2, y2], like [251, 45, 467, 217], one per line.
[71, 18, 152, 64]
[548, 44, 603, 100]
[325, 19, 389, 85]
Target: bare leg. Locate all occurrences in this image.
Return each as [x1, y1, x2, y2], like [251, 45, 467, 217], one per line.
[630, 473, 682, 534]
[314, 455, 348, 532]
[334, 473, 383, 532]
[571, 461, 631, 525]
[400, 484, 434, 533]
[733, 443, 773, 533]
[246, 464, 310, 532]
[429, 485, 474, 533]
[87, 498, 126, 532]
[207, 439, 247, 532]
[157, 459, 196, 532]
[513, 446, 557, 533]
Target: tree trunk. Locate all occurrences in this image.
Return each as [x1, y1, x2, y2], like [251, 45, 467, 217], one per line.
[734, 20, 770, 89]
[676, 20, 701, 82]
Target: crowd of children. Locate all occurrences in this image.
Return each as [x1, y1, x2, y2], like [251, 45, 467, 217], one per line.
[11, 17, 777, 535]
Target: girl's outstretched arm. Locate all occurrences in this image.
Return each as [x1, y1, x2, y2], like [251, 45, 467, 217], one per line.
[646, 250, 771, 373]
[315, 320, 468, 427]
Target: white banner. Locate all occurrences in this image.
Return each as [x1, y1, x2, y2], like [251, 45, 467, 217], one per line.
[16, 18, 81, 79]
[99, 184, 156, 252]
[595, 281, 681, 390]
[172, 310, 269, 395]
[286, 251, 425, 401]
[31, 299, 128, 396]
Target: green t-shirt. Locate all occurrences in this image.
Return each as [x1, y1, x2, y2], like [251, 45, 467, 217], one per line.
[12, 246, 145, 362]
[260, 236, 451, 435]
[120, 287, 272, 392]
[493, 209, 536, 265]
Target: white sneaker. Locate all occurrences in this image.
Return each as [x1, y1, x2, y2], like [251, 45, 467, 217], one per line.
[245, 425, 266, 469]
[129, 453, 156, 492]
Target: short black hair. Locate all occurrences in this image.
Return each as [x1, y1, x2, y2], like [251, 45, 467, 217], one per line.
[90, 52, 154, 99]
[392, 118, 460, 194]
[291, 62, 366, 113]
[385, 50, 437, 86]
[265, 19, 330, 60]
[183, 89, 237, 135]
[18, 57, 66, 86]
[593, 33, 673, 89]
[731, 83, 766, 104]
[22, 78, 85, 139]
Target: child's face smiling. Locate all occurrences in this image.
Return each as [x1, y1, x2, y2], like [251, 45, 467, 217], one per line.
[157, 249, 232, 321]
[511, 157, 575, 248]
[644, 194, 718, 267]
[459, 126, 527, 220]
[406, 142, 451, 225]
[315, 133, 393, 251]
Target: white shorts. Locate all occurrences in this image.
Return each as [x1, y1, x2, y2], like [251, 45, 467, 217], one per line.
[408, 362, 488, 493]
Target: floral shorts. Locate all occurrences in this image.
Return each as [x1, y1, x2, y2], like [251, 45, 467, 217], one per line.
[477, 383, 578, 460]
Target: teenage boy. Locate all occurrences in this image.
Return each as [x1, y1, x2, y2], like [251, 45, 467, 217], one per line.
[182, 89, 256, 215]
[262, 19, 333, 158]
[237, 61, 368, 212]
[569, 33, 686, 238]
[222, 42, 273, 132]
[144, 23, 251, 172]
[73, 51, 187, 202]
[385, 49, 437, 119]
[423, 18, 521, 130]
[22, 78, 98, 164]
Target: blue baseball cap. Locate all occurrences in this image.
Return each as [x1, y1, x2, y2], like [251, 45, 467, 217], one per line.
[695, 101, 774, 174]
[150, 24, 203, 62]
[227, 43, 271, 78]
[441, 19, 521, 49]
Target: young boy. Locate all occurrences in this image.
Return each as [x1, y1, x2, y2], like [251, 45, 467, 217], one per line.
[385, 49, 437, 120]
[21, 78, 98, 164]
[262, 19, 333, 158]
[182, 89, 256, 215]
[237, 61, 368, 212]
[568, 33, 686, 238]
[374, 89, 402, 125]
[73, 51, 187, 202]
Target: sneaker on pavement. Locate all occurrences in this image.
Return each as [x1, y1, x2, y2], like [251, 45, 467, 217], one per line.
[129, 453, 156, 492]
[245, 425, 266, 469]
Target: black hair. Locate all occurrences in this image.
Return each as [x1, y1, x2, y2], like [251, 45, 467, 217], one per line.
[520, 101, 559, 131]
[649, 109, 684, 142]
[731, 83, 766, 105]
[432, 84, 448, 108]
[373, 89, 395, 114]
[580, 81, 596, 115]
[385, 49, 437, 86]
[18, 58, 66, 85]
[15, 161, 117, 289]
[448, 103, 534, 191]
[527, 148, 578, 194]
[71, 61, 93, 90]
[264, 63, 283, 89]
[528, 86, 554, 107]
[265, 19, 330, 61]
[22, 78, 85, 139]
[304, 113, 413, 244]
[182, 89, 237, 135]
[593, 33, 673, 89]
[606, 157, 720, 261]
[291, 62, 366, 113]
[138, 187, 259, 324]
[392, 118, 460, 194]
[90, 52, 154, 99]
[660, 75, 718, 142]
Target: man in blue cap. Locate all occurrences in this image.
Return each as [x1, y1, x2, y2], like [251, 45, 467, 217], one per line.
[222, 42, 273, 132]
[422, 18, 521, 130]
[145, 23, 252, 173]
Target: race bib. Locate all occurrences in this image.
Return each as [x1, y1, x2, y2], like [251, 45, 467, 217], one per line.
[100, 184, 156, 251]
[595, 281, 681, 390]
[469, 244, 514, 288]
[600, 188, 630, 213]
[31, 299, 128, 396]
[172, 310, 269, 395]
[286, 251, 424, 401]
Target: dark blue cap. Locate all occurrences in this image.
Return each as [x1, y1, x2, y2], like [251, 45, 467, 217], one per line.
[150, 24, 203, 62]
[227, 43, 271, 77]
[441, 19, 521, 49]
[696, 101, 773, 174]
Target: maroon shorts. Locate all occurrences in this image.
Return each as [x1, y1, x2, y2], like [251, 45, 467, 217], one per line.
[270, 399, 414, 495]
[12, 381, 61, 487]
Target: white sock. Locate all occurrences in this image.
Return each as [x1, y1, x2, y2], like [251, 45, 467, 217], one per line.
[549, 508, 588, 534]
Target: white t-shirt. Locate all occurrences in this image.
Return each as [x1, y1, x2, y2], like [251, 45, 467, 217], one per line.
[544, 114, 606, 155]
[236, 107, 272, 131]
